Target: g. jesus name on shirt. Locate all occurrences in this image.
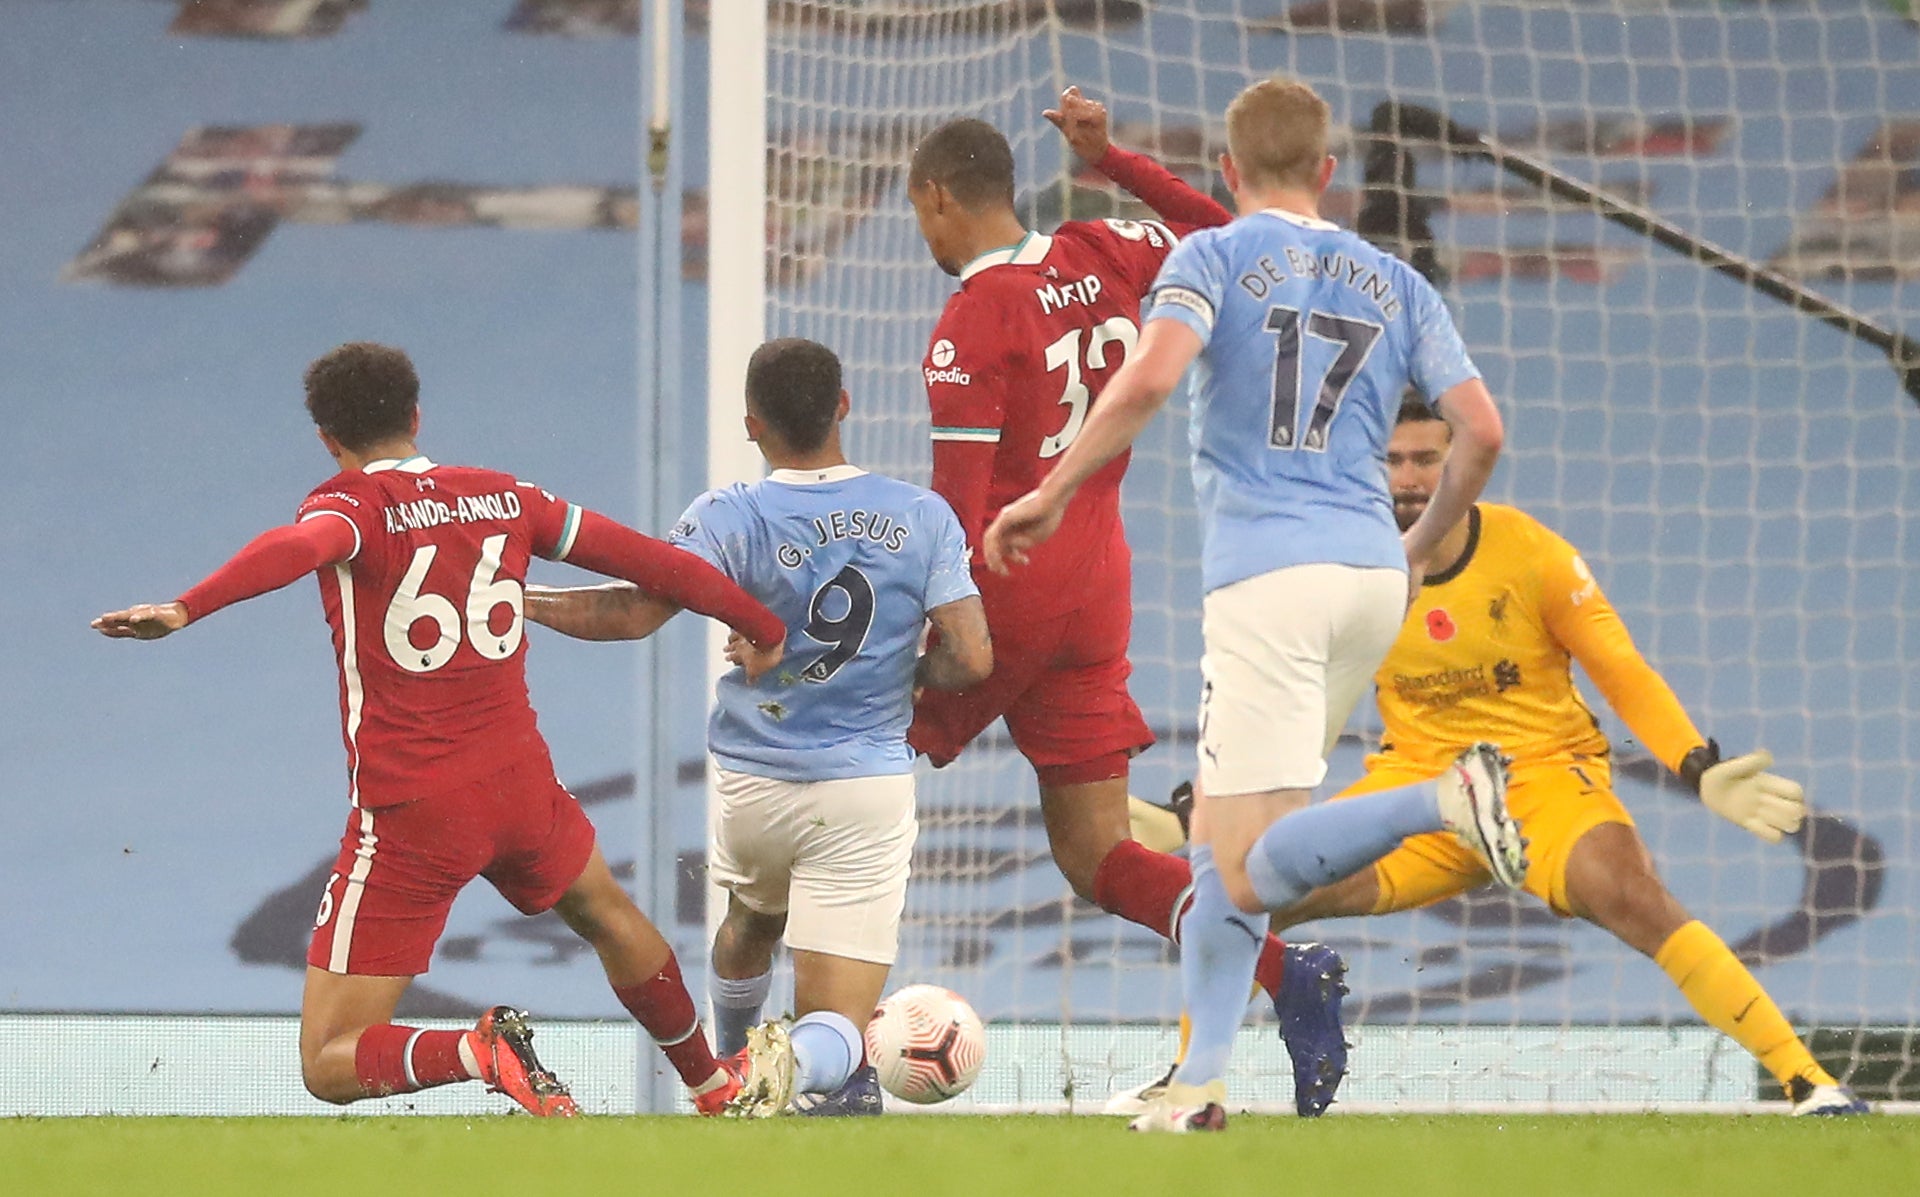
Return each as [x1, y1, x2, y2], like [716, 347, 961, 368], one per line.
[778, 508, 912, 568]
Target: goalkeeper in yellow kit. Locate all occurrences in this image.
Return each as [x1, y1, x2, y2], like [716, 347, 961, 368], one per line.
[1132, 396, 1866, 1116]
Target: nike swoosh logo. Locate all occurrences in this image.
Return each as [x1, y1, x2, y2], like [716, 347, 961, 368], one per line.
[1733, 997, 1759, 1024]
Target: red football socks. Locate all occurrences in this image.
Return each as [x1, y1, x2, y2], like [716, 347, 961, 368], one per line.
[613, 953, 724, 1088]
[1091, 840, 1192, 939]
[1092, 840, 1288, 999]
[352, 1025, 475, 1097]
[1253, 936, 1287, 999]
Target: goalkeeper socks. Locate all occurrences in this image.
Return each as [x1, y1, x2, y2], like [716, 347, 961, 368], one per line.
[1171, 844, 1268, 1087]
[790, 1011, 863, 1094]
[1654, 919, 1838, 1091]
[1244, 781, 1443, 909]
[612, 951, 725, 1088]
[1093, 839, 1290, 1000]
[711, 968, 772, 1056]
[352, 1025, 476, 1098]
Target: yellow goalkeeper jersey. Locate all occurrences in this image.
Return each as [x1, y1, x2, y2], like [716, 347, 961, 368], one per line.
[1371, 503, 1705, 774]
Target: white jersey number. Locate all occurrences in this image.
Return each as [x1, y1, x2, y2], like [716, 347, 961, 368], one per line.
[384, 534, 524, 673]
[1038, 316, 1139, 459]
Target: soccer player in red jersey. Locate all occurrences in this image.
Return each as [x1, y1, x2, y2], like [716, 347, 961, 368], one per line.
[904, 92, 1349, 1114]
[93, 342, 789, 1117]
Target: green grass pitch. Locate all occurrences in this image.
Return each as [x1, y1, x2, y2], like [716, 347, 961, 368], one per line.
[3, 1114, 1907, 1197]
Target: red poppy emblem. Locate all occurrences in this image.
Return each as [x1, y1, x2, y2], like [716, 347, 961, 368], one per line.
[1426, 608, 1456, 641]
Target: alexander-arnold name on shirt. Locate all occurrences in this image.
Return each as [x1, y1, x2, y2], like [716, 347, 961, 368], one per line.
[382, 489, 523, 534]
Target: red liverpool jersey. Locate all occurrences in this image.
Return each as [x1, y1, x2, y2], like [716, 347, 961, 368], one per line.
[294, 456, 579, 807]
[924, 217, 1178, 620]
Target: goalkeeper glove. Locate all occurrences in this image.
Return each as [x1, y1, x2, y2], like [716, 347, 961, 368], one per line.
[1679, 740, 1807, 843]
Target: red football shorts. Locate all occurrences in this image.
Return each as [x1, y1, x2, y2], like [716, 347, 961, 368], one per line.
[910, 578, 1152, 779]
[306, 755, 597, 976]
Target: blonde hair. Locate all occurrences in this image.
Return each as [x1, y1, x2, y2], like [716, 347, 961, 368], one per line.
[1225, 77, 1331, 190]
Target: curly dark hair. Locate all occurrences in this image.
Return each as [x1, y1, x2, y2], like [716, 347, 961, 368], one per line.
[303, 342, 419, 451]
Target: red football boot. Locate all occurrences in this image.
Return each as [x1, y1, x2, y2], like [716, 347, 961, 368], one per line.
[691, 1057, 745, 1117]
[469, 1006, 579, 1117]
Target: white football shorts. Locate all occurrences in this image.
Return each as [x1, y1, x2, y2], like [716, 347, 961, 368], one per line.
[709, 767, 917, 965]
[1197, 562, 1408, 797]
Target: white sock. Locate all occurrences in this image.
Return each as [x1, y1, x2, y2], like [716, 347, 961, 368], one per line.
[456, 1033, 483, 1078]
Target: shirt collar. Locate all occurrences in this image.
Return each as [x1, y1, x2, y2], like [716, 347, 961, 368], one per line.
[1260, 207, 1339, 232]
[958, 230, 1054, 282]
[363, 455, 436, 474]
[767, 464, 866, 486]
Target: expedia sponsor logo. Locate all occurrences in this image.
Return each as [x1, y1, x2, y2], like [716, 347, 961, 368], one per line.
[926, 339, 968, 384]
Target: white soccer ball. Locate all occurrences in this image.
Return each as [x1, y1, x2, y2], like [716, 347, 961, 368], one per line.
[865, 984, 987, 1105]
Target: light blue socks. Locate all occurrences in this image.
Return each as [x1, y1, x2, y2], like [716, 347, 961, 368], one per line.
[1244, 780, 1444, 908]
[791, 1010, 864, 1094]
[1171, 844, 1269, 1087]
[711, 969, 771, 1057]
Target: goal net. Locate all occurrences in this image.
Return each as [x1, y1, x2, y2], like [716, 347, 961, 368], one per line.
[739, 0, 1920, 1111]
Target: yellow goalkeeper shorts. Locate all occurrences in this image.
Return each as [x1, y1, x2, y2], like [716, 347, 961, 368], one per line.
[1333, 756, 1634, 917]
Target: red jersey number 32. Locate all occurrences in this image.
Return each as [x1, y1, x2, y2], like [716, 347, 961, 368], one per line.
[1038, 316, 1139, 459]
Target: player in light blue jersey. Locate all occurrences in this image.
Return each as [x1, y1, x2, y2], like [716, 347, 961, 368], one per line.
[987, 78, 1522, 1131]
[1154, 175, 1486, 595]
[528, 339, 991, 1117]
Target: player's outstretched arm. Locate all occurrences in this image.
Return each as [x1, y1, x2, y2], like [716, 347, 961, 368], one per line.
[92, 602, 189, 640]
[915, 596, 992, 692]
[984, 318, 1200, 573]
[1047, 86, 1233, 234]
[1683, 745, 1807, 843]
[525, 583, 680, 642]
[1545, 558, 1806, 842]
[92, 516, 358, 640]
[561, 510, 786, 676]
